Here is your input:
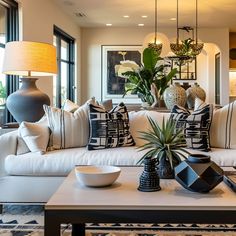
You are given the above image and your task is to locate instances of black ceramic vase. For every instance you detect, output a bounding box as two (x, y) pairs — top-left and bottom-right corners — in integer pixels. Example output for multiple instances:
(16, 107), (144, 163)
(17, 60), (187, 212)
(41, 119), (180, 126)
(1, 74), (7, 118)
(6, 78), (50, 123)
(175, 154), (223, 193)
(158, 156), (180, 179)
(138, 158), (161, 192)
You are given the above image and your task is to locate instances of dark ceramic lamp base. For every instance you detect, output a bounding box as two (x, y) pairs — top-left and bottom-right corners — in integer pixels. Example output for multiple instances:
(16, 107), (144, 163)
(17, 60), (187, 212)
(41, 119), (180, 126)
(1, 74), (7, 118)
(6, 77), (50, 123)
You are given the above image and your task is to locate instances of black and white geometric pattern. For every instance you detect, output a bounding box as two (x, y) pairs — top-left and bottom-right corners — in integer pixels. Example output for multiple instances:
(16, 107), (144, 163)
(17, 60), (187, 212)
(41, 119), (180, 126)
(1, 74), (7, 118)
(170, 105), (190, 130)
(88, 102), (135, 150)
(171, 104), (213, 151)
(185, 103), (213, 151)
(1, 205), (236, 236)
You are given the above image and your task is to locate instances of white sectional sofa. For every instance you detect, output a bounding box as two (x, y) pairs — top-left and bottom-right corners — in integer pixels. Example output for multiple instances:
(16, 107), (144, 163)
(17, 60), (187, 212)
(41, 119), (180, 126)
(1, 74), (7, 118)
(0, 108), (236, 204)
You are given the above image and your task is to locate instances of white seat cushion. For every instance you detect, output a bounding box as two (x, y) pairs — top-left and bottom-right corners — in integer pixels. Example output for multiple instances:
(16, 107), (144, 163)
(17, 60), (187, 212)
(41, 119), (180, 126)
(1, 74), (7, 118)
(5, 146), (236, 176)
(5, 147), (147, 176)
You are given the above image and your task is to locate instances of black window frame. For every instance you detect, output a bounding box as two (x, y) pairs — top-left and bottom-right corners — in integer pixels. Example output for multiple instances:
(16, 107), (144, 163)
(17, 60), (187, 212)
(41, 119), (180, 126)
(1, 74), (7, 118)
(0, 0), (19, 123)
(53, 25), (75, 108)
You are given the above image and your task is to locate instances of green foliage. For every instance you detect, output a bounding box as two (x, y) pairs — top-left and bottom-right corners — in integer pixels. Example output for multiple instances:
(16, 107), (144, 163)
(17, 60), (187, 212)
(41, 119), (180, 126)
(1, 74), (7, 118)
(0, 81), (6, 98)
(137, 117), (190, 169)
(122, 47), (177, 105)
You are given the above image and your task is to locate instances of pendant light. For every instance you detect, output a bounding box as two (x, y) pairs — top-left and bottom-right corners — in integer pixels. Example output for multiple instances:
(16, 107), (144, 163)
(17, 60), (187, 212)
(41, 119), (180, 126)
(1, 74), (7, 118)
(148, 0), (162, 55)
(170, 0), (204, 57)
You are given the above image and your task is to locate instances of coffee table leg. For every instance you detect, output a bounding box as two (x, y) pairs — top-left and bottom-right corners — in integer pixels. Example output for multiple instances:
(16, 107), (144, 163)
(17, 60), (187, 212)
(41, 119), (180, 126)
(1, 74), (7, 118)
(44, 219), (60, 236)
(72, 223), (85, 236)
(44, 211), (61, 236)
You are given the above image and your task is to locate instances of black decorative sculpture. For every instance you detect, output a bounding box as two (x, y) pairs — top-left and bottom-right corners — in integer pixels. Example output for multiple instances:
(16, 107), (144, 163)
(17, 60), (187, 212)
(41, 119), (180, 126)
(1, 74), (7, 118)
(175, 154), (223, 193)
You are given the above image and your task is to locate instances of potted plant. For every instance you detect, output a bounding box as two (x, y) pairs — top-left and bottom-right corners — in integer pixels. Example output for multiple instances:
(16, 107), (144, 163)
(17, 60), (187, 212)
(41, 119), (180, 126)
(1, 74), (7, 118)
(137, 116), (190, 179)
(121, 47), (177, 107)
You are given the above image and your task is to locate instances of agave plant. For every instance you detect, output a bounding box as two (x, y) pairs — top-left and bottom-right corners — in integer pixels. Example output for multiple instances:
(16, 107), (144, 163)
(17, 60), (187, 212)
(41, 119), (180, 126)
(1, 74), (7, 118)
(138, 116), (190, 178)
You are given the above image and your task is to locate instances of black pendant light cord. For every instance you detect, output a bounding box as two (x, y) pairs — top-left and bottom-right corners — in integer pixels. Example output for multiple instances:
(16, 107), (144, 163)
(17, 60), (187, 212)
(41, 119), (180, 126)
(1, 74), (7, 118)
(196, 0), (198, 44)
(176, 0), (179, 44)
(154, 0), (157, 43)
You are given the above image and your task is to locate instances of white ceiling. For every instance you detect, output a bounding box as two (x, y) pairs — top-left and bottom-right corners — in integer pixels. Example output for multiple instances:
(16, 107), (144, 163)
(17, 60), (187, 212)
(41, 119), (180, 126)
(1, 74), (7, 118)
(52, 0), (236, 31)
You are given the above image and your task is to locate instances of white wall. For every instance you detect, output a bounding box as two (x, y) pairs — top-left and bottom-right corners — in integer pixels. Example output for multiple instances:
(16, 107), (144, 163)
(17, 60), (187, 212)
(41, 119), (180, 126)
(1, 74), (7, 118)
(81, 27), (229, 105)
(17, 0), (81, 104)
(197, 44), (220, 104)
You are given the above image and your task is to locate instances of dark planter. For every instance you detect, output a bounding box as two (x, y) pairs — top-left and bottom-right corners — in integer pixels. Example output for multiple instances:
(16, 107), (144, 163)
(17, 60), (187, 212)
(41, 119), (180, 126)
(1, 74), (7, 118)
(175, 154), (223, 193)
(138, 158), (161, 192)
(158, 156), (180, 179)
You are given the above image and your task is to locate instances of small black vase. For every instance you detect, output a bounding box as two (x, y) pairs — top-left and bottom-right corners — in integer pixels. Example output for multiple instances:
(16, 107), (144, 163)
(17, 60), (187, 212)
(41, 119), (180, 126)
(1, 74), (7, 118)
(138, 158), (161, 192)
(158, 156), (180, 179)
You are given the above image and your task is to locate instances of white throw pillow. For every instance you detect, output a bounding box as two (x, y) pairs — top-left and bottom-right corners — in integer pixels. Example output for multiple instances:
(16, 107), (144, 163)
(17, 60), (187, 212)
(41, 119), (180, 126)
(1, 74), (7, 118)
(16, 136), (30, 155)
(210, 101), (236, 149)
(129, 110), (170, 146)
(18, 121), (50, 154)
(44, 97), (97, 150)
(63, 99), (79, 112)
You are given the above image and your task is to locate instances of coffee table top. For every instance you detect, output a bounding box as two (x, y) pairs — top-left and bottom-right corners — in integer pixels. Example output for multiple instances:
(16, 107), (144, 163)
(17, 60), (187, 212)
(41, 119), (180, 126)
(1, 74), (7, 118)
(46, 166), (236, 211)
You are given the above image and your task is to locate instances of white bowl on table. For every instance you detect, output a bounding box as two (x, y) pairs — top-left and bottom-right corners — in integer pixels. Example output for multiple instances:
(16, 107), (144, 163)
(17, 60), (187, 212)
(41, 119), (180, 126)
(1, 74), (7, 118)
(75, 166), (121, 187)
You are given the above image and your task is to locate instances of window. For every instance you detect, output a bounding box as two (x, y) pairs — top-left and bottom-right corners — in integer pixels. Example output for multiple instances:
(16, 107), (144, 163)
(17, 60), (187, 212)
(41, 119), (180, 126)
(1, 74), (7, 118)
(53, 26), (75, 108)
(0, 0), (18, 125)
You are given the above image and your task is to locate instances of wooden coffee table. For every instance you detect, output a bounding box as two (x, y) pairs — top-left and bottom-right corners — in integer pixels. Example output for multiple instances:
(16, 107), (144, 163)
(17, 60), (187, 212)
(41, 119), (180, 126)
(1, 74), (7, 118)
(45, 166), (236, 236)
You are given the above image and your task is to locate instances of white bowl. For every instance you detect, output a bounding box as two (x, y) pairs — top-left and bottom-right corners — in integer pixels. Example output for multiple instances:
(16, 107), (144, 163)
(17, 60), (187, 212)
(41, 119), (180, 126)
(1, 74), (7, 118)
(75, 166), (121, 187)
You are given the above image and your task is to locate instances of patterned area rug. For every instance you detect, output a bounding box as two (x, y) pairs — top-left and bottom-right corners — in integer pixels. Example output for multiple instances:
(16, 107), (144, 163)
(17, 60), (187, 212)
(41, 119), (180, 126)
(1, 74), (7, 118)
(0, 205), (236, 236)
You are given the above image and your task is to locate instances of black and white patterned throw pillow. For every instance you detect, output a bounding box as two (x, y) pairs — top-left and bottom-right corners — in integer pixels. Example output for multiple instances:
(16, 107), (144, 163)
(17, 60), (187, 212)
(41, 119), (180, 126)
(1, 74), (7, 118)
(170, 105), (190, 130)
(171, 103), (213, 152)
(185, 103), (213, 151)
(87, 102), (135, 150)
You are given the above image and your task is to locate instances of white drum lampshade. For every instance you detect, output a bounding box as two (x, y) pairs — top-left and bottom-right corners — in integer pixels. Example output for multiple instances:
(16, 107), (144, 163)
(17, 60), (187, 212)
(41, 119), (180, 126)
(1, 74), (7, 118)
(2, 41), (57, 123)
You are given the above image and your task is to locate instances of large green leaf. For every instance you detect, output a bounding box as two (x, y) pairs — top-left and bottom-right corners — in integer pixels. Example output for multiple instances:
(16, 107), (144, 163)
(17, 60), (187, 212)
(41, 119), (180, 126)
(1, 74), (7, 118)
(143, 48), (158, 72)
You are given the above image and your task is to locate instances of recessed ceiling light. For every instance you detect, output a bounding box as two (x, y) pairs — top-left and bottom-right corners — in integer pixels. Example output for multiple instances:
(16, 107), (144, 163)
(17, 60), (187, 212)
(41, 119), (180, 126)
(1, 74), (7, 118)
(142, 15), (148, 18)
(106, 23), (112, 26)
(138, 23), (144, 27)
(170, 17), (176, 21)
(123, 15), (130, 18)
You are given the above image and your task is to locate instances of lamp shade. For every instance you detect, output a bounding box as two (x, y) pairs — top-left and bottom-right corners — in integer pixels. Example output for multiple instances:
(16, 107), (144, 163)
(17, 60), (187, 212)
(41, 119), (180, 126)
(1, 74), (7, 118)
(2, 41), (57, 76)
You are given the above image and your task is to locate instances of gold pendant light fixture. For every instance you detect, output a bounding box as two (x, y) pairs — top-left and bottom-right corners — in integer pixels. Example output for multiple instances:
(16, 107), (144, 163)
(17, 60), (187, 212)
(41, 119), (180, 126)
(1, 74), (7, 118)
(170, 0), (204, 57)
(148, 0), (162, 55)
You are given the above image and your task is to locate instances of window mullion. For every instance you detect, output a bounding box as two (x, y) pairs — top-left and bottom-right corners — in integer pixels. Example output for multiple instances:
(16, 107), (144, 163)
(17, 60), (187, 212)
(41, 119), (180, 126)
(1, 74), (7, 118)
(56, 37), (61, 108)
(4, 0), (18, 123)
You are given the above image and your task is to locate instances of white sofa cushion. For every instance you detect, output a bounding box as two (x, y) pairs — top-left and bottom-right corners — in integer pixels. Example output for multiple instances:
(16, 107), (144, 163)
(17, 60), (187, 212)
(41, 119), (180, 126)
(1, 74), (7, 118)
(18, 121), (50, 154)
(5, 147), (146, 176)
(129, 110), (170, 146)
(210, 101), (236, 149)
(5, 146), (236, 176)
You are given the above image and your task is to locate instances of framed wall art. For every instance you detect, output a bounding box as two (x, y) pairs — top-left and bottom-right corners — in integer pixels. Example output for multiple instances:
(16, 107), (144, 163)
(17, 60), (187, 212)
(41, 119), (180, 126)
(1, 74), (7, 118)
(101, 45), (142, 104)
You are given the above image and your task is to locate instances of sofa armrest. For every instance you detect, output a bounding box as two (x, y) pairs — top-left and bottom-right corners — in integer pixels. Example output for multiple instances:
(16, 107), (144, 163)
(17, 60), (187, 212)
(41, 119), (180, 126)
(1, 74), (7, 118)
(0, 130), (18, 176)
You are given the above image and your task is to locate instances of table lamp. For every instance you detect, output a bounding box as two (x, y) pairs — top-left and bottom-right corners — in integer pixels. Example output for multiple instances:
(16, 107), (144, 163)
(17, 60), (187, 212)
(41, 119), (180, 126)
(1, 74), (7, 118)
(2, 41), (57, 123)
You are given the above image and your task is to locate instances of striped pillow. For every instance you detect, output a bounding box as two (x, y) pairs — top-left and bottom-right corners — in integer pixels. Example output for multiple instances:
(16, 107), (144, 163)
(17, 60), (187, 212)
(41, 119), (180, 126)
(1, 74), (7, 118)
(88, 102), (135, 150)
(43, 98), (97, 150)
(210, 101), (236, 149)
